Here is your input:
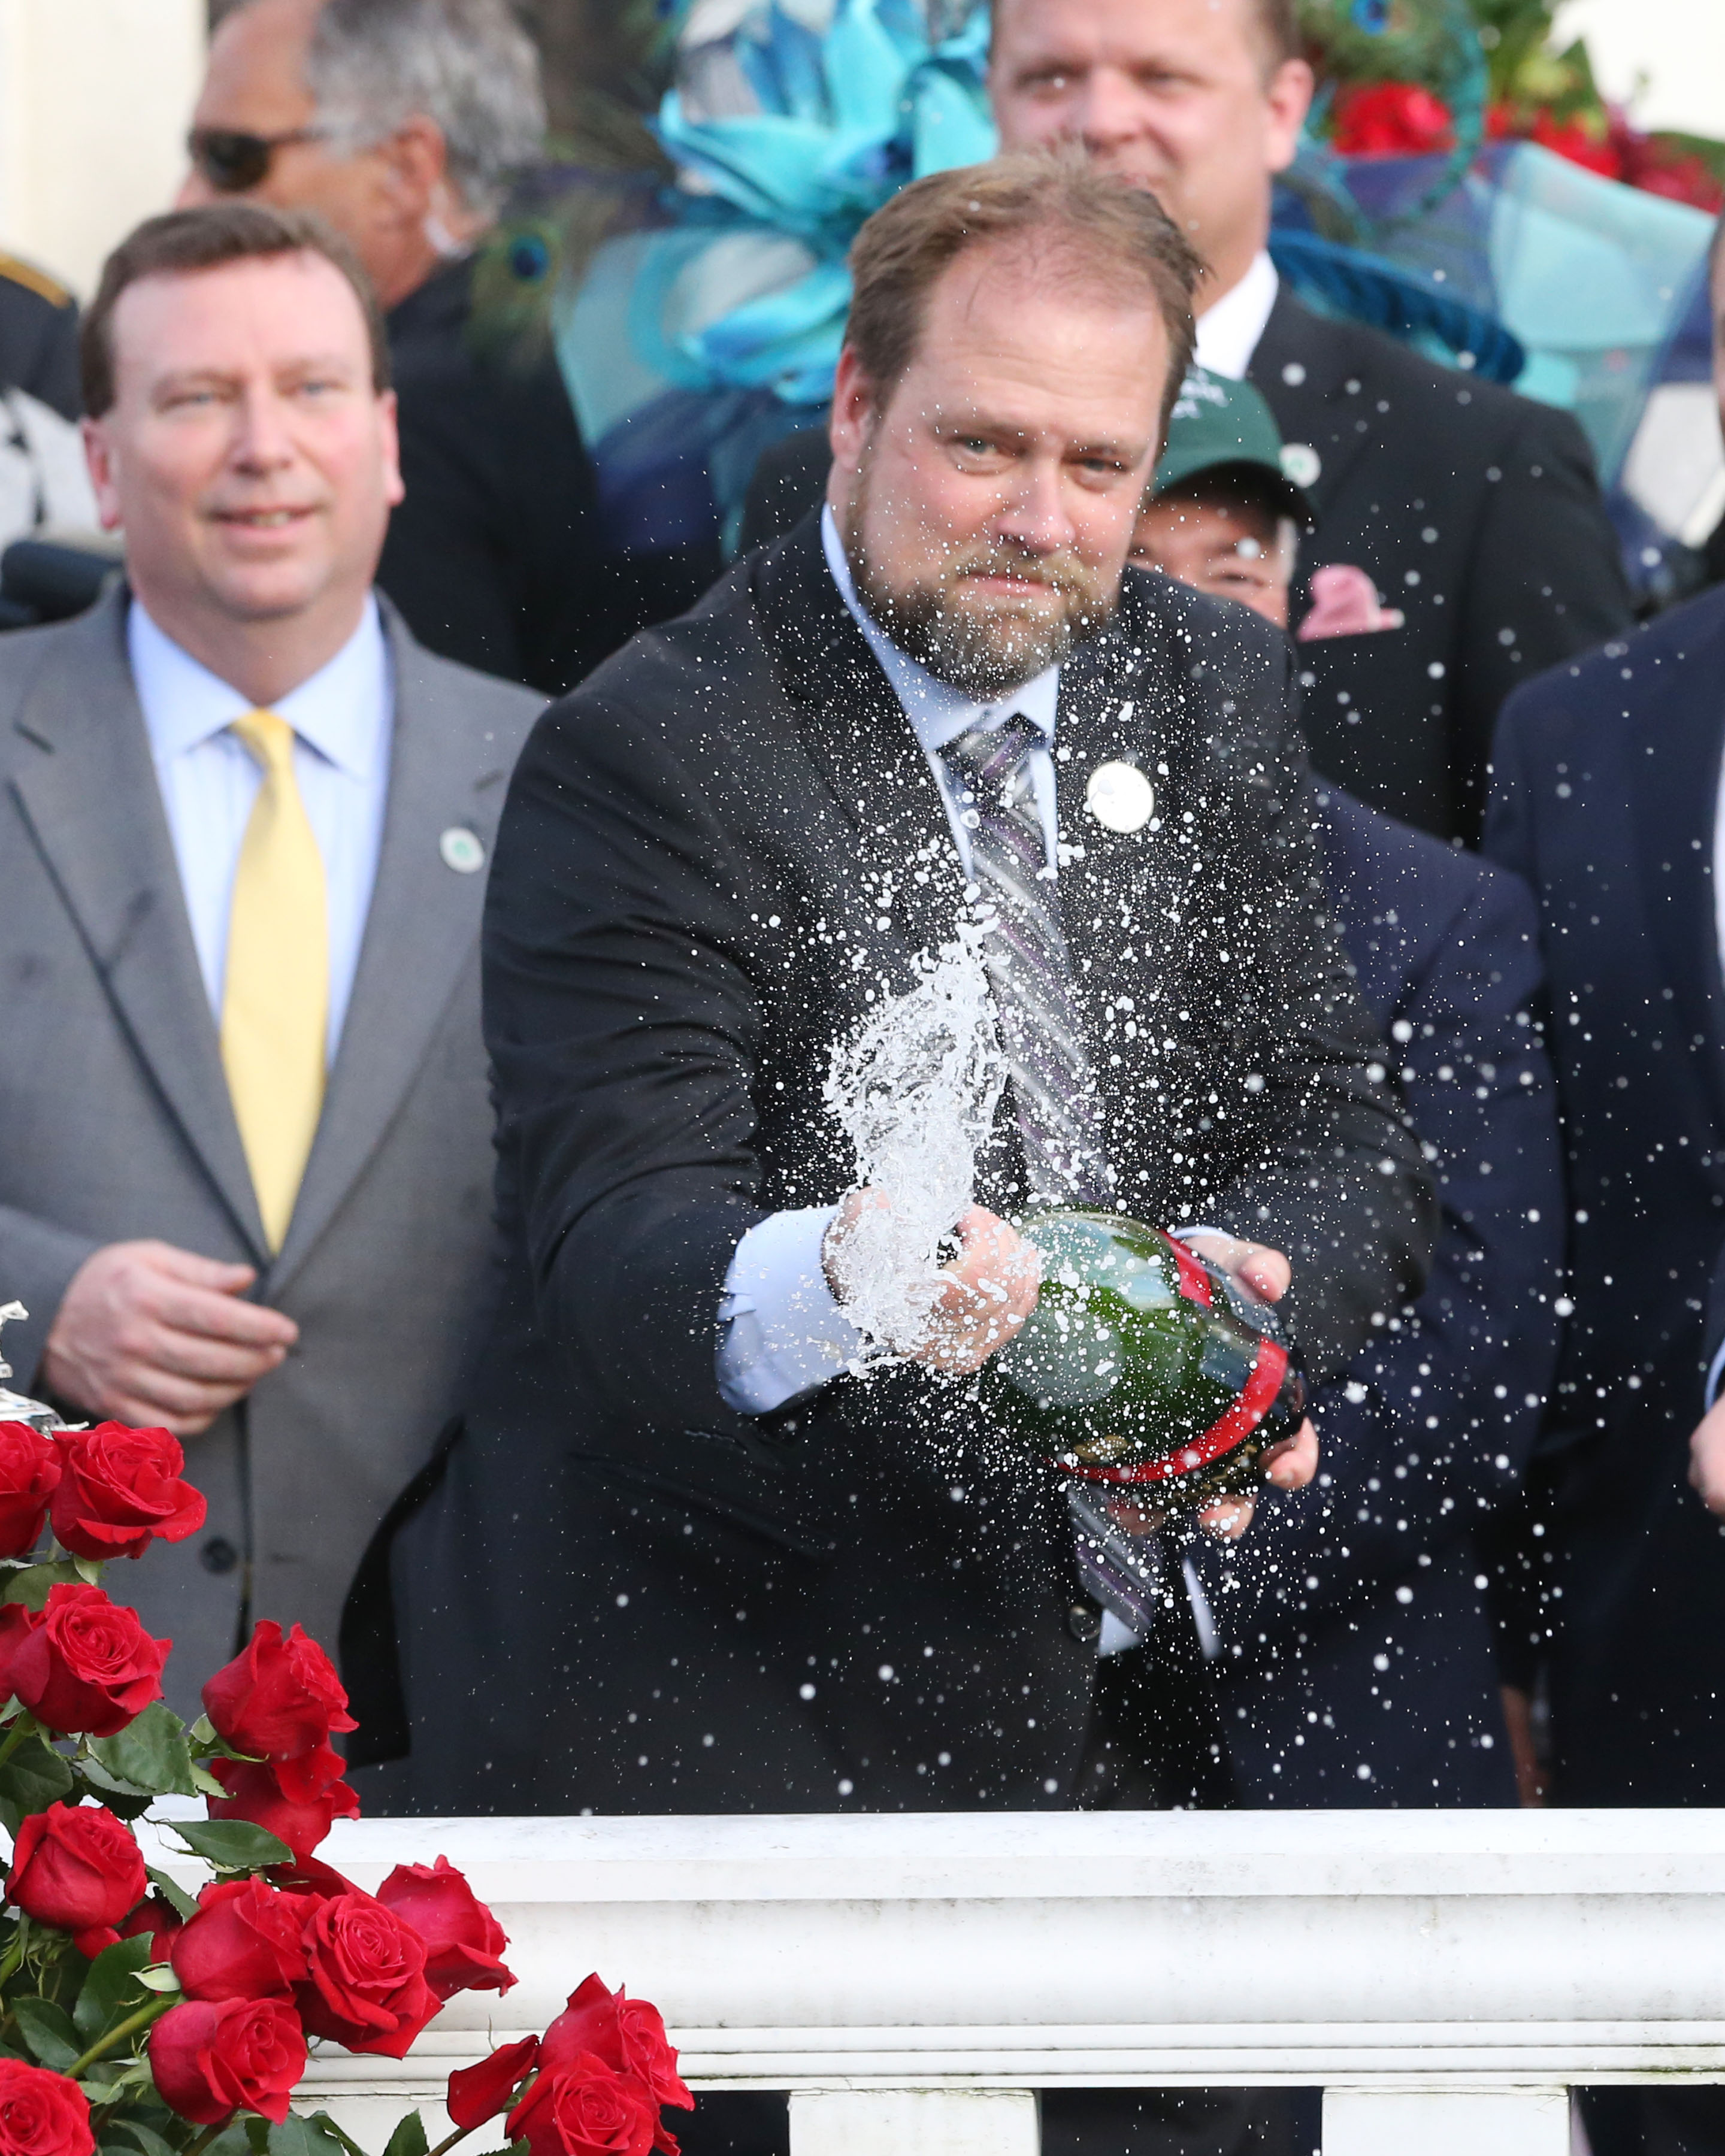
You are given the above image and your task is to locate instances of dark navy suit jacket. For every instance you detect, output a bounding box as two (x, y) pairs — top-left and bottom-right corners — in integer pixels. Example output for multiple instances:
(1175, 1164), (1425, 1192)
(1196, 786), (1563, 1806)
(1485, 586), (1725, 1803)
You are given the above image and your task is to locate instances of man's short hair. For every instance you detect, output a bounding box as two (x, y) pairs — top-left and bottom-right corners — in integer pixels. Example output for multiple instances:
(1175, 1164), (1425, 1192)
(81, 203), (391, 417)
(1254, 0), (1302, 68)
(307, 0), (546, 221)
(845, 149), (1202, 437)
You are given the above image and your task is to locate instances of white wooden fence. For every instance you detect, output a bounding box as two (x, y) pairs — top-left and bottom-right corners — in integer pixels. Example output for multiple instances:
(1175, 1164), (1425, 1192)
(149, 1810), (1725, 2155)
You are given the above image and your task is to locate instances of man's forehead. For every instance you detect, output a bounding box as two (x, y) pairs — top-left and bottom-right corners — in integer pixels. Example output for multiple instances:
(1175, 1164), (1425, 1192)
(112, 256), (369, 379)
(994, 0), (1261, 56)
(199, 0), (320, 122)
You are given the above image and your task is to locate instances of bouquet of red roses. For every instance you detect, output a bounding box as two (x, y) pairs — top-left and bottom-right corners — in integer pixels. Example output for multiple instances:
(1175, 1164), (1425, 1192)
(0, 1416), (692, 2156)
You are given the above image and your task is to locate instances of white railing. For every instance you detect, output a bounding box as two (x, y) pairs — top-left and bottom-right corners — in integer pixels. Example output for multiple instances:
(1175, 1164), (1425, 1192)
(148, 1811), (1725, 2155)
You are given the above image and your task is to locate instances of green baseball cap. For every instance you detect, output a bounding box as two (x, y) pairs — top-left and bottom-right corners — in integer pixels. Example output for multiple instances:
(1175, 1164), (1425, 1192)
(1152, 367), (1318, 529)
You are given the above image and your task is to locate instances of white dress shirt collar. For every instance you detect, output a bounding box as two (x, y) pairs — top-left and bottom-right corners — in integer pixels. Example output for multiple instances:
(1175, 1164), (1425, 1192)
(128, 595), (391, 780)
(1194, 250), (1281, 382)
(819, 503), (1060, 751)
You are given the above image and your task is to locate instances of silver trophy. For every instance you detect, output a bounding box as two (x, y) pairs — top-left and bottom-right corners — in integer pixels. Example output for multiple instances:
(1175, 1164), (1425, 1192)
(0, 1304), (64, 1433)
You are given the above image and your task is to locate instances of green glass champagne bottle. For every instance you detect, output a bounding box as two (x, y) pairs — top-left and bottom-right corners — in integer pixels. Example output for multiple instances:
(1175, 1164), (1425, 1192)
(976, 1210), (1308, 1509)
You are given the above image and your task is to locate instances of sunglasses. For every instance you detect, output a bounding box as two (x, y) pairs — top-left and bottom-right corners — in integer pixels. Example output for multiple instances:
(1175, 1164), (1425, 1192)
(187, 126), (325, 193)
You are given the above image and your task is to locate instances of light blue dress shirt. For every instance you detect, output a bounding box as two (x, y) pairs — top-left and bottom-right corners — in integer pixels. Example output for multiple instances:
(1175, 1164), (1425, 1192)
(128, 596), (394, 1062)
(714, 508), (1061, 1416)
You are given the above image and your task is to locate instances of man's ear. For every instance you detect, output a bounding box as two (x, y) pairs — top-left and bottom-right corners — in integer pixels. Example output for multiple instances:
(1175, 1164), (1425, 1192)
(827, 346), (880, 490)
(81, 417), (124, 534)
(376, 114), (449, 227)
(1263, 56), (1315, 175)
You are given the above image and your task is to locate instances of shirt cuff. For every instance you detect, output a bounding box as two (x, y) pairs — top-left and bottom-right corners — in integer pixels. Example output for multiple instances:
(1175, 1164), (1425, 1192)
(1707, 1337), (1725, 1413)
(716, 1204), (865, 1415)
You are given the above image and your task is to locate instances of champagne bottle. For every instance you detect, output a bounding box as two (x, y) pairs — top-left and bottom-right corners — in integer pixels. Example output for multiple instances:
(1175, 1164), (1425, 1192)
(976, 1210), (1307, 1509)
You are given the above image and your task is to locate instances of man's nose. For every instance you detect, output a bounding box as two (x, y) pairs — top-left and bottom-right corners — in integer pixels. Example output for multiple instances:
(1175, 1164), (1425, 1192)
(175, 168), (214, 209)
(995, 462), (1076, 555)
(231, 389), (296, 469)
(1072, 67), (1146, 148)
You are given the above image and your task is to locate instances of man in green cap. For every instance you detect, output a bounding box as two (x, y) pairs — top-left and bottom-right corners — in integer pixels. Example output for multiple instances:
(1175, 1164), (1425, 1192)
(1130, 365), (1401, 639)
(1123, 364), (1566, 1815)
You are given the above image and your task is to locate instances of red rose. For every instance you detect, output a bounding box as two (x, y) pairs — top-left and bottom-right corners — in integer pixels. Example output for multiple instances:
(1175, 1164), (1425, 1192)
(1331, 81), (1455, 159)
(118, 1892), (184, 1964)
(541, 1976), (692, 2121)
(376, 1857), (514, 2001)
(5, 1803), (146, 1954)
(296, 1891), (441, 2059)
(447, 2037), (540, 2133)
(149, 1998), (305, 2127)
(508, 2054), (660, 2156)
(171, 1876), (307, 2003)
(202, 1623), (356, 1781)
(0, 1426), (60, 1560)
(0, 2057), (94, 2156)
(3, 1583), (169, 1738)
(205, 1756), (359, 1863)
(50, 1423), (205, 1563)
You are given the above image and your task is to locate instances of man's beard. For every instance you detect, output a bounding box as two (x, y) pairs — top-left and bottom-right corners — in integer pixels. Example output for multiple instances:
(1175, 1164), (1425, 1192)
(841, 467), (1118, 700)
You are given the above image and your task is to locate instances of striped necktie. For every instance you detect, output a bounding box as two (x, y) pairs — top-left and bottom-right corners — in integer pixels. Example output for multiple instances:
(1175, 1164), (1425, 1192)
(942, 714), (1112, 1209)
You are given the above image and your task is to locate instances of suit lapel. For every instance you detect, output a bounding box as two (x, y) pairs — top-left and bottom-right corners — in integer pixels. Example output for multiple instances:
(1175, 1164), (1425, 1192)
(1249, 290), (1376, 516)
(755, 516), (970, 962)
(268, 605), (516, 1292)
(5, 591), (267, 1256)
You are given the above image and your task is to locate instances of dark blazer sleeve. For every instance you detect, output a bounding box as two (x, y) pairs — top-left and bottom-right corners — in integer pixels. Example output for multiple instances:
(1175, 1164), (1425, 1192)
(1192, 855), (1561, 1640)
(1171, 626), (1435, 1371)
(481, 684), (772, 1433)
(1454, 401), (1630, 828)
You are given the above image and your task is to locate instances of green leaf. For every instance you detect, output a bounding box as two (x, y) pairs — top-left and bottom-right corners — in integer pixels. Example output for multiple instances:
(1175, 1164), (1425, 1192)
(244, 2120), (271, 2156)
(71, 1558), (102, 1588)
(187, 1716), (217, 1748)
(12, 1995), (80, 2071)
(167, 1819), (292, 1871)
(132, 1966), (180, 1994)
(3, 1563), (83, 1611)
(269, 2116), (355, 2156)
(73, 1763), (155, 1822)
(105, 2122), (183, 2156)
(380, 2116), (426, 2156)
(72, 1934), (155, 2042)
(143, 1867), (198, 1924)
(90, 1705), (196, 1799)
(195, 2125), (254, 2156)
(0, 1733), (75, 1816)
(305, 2118), (368, 2156)
(187, 1764), (227, 1799)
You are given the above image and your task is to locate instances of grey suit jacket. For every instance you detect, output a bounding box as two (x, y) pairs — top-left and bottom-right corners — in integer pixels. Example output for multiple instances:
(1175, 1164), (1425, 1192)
(0, 588), (540, 1712)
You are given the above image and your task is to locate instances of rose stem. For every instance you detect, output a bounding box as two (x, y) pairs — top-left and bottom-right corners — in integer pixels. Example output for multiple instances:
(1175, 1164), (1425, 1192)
(65, 1994), (175, 2078)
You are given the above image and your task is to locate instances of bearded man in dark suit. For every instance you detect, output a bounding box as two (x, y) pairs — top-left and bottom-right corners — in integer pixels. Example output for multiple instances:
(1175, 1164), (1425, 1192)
(741, 0), (1632, 847)
(348, 147), (1430, 2156)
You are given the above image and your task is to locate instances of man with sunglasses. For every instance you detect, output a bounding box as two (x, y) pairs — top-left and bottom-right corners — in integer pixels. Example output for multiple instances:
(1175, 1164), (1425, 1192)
(180, 0), (719, 698)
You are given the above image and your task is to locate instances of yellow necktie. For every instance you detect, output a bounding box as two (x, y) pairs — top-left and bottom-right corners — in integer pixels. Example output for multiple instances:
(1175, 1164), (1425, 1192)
(220, 709), (328, 1252)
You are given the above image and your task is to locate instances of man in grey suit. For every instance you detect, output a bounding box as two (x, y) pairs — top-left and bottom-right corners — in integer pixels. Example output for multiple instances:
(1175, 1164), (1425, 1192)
(0, 202), (538, 1711)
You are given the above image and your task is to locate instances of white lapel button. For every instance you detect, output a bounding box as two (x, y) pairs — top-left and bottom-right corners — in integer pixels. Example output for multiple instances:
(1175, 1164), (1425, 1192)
(440, 826), (486, 874)
(1282, 443), (1322, 489)
(1085, 761), (1155, 834)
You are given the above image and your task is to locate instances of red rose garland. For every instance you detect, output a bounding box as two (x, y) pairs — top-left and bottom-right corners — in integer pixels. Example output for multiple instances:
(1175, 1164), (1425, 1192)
(0, 1419), (685, 2156)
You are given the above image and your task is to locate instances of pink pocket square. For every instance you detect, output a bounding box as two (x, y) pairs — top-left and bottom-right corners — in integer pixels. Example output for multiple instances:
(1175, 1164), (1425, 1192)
(1297, 562), (1406, 642)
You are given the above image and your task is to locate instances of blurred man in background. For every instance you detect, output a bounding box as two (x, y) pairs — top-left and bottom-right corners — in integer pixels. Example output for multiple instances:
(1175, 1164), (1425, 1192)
(1128, 370), (1563, 1809)
(0, 204), (538, 1718)
(742, 0), (1632, 844)
(181, 0), (718, 695)
(1485, 204), (1725, 2156)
